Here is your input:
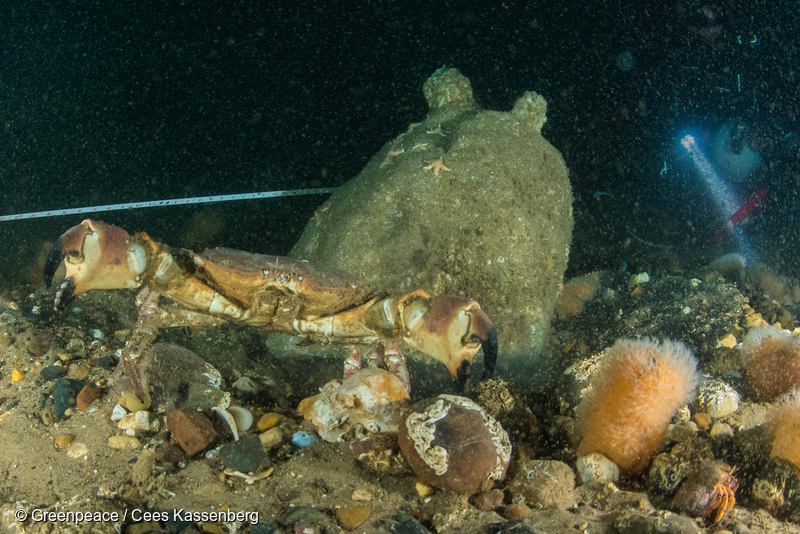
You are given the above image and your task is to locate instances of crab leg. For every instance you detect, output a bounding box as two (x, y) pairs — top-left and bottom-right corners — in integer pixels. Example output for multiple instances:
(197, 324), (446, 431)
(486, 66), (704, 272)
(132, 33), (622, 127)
(120, 286), (162, 404)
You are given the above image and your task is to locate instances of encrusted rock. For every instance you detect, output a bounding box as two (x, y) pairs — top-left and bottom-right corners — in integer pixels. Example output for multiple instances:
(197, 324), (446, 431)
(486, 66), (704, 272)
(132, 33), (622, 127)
(751, 457), (800, 522)
(398, 395), (511, 494)
(692, 376), (739, 418)
(507, 459), (578, 509)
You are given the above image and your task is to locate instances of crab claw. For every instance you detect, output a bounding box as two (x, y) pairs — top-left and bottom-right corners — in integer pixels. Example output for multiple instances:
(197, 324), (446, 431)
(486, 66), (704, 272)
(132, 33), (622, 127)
(43, 220), (148, 311)
(401, 293), (498, 389)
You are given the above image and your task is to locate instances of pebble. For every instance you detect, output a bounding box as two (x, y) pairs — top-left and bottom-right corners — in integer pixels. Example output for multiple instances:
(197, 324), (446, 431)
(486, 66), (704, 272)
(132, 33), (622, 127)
(717, 333), (738, 349)
(39, 366), (67, 381)
(292, 431), (316, 447)
(95, 355), (115, 370)
(259, 428), (282, 449)
(692, 412), (712, 431)
(415, 482), (433, 498)
(67, 442), (88, 459)
(118, 411), (154, 432)
(166, 407), (220, 456)
(257, 412), (282, 431)
(667, 422), (697, 442)
(108, 436), (141, 449)
(53, 378), (85, 417)
(504, 503), (530, 520)
(54, 433), (75, 448)
(232, 376), (260, 399)
(709, 421), (734, 439)
(76, 385), (100, 411)
(351, 489), (372, 501)
(66, 363), (90, 380)
(336, 505), (370, 529)
(111, 404), (128, 420)
(219, 434), (265, 473)
(11, 369), (24, 382)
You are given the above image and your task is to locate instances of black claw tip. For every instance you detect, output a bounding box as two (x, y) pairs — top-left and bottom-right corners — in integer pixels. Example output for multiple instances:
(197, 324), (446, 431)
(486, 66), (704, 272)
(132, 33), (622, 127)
(54, 277), (75, 312)
(456, 360), (472, 394)
(43, 236), (65, 289)
(480, 326), (498, 381)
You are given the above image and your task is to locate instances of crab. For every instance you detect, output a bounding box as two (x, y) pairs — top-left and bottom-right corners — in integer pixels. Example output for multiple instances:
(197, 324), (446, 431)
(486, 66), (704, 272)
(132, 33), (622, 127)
(43, 219), (497, 401)
(672, 461), (739, 524)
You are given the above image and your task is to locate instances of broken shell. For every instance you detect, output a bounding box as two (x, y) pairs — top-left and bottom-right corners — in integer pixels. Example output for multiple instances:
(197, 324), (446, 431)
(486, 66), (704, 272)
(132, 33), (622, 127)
(298, 367), (410, 442)
(214, 407), (239, 441)
(227, 406), (253, 433)
(398, 394), (512, 494)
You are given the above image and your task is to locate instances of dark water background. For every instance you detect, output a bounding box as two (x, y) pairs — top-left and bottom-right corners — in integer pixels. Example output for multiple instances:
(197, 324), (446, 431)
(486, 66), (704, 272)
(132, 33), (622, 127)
(2, 0), (799, 287)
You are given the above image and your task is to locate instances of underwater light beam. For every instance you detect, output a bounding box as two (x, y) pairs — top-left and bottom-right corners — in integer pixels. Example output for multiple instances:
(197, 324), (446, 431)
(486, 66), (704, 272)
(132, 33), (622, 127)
(680, 135), (757, 263)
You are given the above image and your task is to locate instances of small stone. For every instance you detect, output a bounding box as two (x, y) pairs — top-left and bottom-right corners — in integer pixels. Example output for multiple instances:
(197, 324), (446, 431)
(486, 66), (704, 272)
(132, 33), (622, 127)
(576, 452), (620, 483)
(257, 412), (282, 431)
(153, 442), (185, 463)
(118, 411), (155, 432)
(66, 363), (90, 380)
(336, 505), (370, 529)
(54, 433), (75, 448)
(292, 431), (316, 447)
(76, 385), (100, 411)
(667, 422), (697, 442)
(67, 441), (88, 459)
(717, 333), (738, 349)
(351, 489), (372, 501)
(40, 366), (67, 381)
(201, 523), (223, 534)
(692, 412), (712, 431)
(127, 522), (161, 534)
(259, 427), (282, 449)
(504, 503), (530, 520)
(166, 408), (219, 456)
(709, 421), (734, 439)
(415, 482), (433, 498)
(108, 435), (141, 449)
(111, 404), (128, 420)
(232, 376), (260, 398)
(53, 378), (85, 417)
(95, 355), (115, 369)
(473, 489), (504, 511)
(219, 434), (265, 473)
(11, 369), (24, 382)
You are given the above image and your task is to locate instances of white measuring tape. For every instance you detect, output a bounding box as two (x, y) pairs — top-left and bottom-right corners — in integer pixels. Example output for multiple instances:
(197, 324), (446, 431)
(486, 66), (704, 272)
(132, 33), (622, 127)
(0, 187), (337, 222)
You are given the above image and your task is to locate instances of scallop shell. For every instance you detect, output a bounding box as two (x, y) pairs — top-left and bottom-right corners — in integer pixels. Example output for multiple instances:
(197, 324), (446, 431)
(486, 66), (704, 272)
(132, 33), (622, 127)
(227, 406), (253, 433)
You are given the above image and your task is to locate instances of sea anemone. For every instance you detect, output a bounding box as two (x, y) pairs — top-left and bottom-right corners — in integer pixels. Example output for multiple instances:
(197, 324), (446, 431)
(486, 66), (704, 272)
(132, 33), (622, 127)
(576, 338), (698, 478)
(740, 326), (800, 401)
(765, 389), (800, 470)
(556, 275), (599, 318)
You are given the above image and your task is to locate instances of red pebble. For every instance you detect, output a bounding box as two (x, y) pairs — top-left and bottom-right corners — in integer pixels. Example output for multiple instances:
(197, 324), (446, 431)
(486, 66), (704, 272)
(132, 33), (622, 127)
(76, 385), (100, 411)
(166, 408), (219, 456)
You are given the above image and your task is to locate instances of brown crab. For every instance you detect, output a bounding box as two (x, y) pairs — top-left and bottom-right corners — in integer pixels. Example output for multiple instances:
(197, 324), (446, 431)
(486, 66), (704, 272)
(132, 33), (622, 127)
(43, 220), (497, 399)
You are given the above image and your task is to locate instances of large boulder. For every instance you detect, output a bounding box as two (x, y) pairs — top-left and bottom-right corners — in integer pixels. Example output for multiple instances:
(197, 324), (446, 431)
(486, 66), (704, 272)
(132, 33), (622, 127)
(291, 67), (572, 377)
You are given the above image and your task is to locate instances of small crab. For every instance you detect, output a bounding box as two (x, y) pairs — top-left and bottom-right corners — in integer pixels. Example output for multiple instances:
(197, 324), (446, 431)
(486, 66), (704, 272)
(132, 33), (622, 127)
(672, 461), (739, 524)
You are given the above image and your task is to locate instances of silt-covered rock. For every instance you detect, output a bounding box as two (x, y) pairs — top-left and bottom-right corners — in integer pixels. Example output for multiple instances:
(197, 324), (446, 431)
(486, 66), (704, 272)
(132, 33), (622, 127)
(290, 67), (573, 375)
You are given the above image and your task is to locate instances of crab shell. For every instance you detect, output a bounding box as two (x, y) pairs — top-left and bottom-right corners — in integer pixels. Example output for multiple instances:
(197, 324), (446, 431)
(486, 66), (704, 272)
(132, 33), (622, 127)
(298, 367), (410, 442)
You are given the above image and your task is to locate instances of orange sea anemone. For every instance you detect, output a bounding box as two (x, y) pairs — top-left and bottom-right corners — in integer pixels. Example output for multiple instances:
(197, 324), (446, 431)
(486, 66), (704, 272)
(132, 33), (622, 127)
(556, 275), (599, 318)
(740, 326), (800, 401)
(576, 338), (698, 477)
(765, 389), (800, 470)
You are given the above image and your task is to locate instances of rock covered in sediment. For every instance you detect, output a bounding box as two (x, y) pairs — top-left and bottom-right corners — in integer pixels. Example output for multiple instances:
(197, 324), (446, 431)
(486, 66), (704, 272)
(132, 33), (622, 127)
(507, 459), (578, 509)
(398, 395), (511, 494)
(290, 67), (573, 375)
